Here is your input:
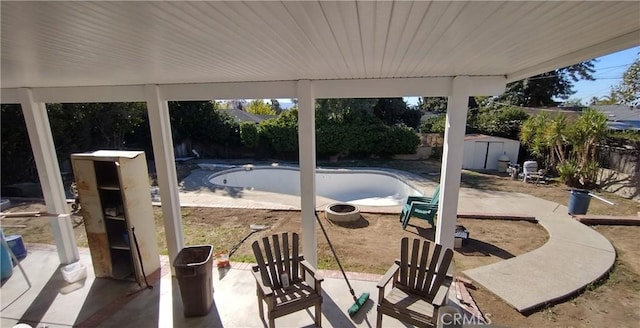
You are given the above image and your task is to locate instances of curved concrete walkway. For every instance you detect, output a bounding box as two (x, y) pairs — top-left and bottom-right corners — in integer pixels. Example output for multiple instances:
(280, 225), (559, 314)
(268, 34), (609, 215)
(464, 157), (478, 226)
(458, 189), (616, 313)
(176, 166), (616, 313)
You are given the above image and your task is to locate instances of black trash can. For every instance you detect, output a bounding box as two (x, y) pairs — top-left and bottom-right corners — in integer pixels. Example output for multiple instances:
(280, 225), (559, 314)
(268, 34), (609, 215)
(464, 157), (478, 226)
(173, 245), (214, 317)
(568, 189), (591, 215)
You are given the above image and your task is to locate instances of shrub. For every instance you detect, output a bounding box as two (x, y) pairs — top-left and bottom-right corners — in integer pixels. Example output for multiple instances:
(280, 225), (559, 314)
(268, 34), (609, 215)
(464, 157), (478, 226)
(557, 159), (581, 188)
(420, 115), (446, 134)
(522, 108), (608, 189)
(240, 122), (259, 149)
(376, 125), (420, 155)
(257, 108), (420, 158)
(257, 110), (299, 153)
(472, 106), (528, 139)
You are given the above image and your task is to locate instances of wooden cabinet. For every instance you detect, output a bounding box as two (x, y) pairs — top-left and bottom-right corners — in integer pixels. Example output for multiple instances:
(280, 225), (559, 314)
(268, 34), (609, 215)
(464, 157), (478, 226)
(71, 150), (160, 283)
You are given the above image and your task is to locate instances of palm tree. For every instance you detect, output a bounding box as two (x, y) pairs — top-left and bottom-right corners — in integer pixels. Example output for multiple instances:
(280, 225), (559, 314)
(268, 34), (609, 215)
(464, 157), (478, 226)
(520, 113), (549, 162)
(520, 109), (608, 188)
(544, 113), (569, 167)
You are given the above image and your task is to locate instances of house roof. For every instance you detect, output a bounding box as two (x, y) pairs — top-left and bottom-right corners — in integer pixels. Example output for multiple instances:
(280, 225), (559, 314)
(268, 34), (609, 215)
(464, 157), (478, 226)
(464, 134), (520, 143)
(591, 105), (639, 122)
(591, 105), (640, 131)
(1, 1), (638, 90)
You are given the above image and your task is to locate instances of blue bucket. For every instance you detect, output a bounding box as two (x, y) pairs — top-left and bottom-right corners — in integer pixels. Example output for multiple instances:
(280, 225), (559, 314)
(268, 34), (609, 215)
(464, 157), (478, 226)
(6, 235), (27, 261)
(568, 189), (591, 215)
(1, 229), (13, 281)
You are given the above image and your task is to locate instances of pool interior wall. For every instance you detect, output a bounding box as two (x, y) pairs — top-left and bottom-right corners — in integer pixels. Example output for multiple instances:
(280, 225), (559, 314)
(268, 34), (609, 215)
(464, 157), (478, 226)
(209, 166), (423, 206)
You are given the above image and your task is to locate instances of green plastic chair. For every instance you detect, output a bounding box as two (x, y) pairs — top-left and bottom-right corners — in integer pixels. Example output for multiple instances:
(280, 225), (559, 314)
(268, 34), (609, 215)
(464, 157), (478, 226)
(399, 185), (440, 222)
(401, 186), (440, 229)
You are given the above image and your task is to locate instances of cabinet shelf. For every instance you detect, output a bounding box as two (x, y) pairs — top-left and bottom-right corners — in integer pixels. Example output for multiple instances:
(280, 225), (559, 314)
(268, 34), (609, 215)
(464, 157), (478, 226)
(110, 243), (131, 251)
(104, 215), (125, 221)
(72, 150), (159, 284)
(98, 184), (120, 191)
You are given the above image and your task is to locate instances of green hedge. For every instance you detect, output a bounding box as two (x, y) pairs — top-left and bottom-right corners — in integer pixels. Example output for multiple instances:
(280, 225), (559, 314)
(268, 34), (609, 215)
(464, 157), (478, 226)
(239, 122), (259, 149)
(257, 109), (420, 157)
(258, 110), (299, 153)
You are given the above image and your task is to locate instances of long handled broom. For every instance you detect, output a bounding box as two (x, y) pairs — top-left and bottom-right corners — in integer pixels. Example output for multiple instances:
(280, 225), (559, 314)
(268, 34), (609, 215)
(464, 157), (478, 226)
(314, 211), (369, 317)
(229, 224), (268, 257)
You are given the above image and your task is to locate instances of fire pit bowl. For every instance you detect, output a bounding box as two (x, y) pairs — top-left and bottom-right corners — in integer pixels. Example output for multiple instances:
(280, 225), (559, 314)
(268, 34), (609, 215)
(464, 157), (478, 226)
(325, 203), (361, 223)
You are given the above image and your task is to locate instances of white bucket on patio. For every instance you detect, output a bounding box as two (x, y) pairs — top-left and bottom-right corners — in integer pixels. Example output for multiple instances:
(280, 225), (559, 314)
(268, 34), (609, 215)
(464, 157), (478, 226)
(61, 261), (87, 284)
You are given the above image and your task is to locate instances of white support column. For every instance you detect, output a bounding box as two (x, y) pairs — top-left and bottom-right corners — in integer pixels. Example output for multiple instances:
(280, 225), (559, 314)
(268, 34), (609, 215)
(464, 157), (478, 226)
(297, 80), (317, 268)
(145, 85), (184, 271)
(18, 88), (79, 264)
(436, 76), (471, 251)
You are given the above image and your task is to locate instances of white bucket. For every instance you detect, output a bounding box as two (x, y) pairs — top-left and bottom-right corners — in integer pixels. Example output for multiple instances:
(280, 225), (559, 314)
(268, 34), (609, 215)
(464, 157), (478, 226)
(61, 261), (87, 283)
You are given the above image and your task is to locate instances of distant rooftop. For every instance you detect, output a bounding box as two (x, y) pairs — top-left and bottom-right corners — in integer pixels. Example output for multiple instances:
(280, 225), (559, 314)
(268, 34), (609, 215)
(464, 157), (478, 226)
(591, 105), (640, 131)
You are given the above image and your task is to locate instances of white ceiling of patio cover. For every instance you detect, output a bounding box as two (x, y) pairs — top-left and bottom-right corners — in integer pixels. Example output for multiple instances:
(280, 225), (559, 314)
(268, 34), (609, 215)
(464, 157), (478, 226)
(1, 1), (639, 88)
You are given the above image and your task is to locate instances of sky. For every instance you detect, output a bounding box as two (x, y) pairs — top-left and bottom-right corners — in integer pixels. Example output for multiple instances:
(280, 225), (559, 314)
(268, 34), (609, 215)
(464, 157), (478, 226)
(570, 46), (639, 103)
(403, 46), (639, 106)
(273, 45), (639, 107)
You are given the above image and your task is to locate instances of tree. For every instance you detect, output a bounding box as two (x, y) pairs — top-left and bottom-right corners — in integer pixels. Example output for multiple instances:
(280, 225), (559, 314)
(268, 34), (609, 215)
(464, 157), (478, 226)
(1, 104), (38, 184)
(520, 109), (608, 188)
(418, 97), (478, 112)
(217, 100), (231, 109)
(499, 61), (596, 107)
(239, 121), (259, 149)
(419, 97), (448, 112)
(316, 98), (378, 119)
(520, 112), (550, 162)
(87, 102), (147, 149)
(563, 98), (584, 107)
(420, 115), (446, 134)
(269, 99), (283, 114)
(471, 106), (529, 140)
(614, 58), (639, 107)
(245, 99), (276, 115)
(1, 102), (148, 186)
(372, 98), (421, 128)
(169, 101), (240, 148)
(225, 99), (246, 110)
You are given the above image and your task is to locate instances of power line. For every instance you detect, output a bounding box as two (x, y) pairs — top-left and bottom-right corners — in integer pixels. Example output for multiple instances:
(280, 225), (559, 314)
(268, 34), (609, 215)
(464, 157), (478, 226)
(517, 61), (634, 81)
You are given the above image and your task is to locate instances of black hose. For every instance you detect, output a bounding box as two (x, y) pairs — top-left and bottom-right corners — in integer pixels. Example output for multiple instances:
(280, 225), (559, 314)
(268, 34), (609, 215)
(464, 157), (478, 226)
(131, 226), (152, 289)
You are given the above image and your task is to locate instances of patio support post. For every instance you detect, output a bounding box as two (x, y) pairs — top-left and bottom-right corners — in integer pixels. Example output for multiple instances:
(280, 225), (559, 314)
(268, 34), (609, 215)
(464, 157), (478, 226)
(436, 76), (471, 251)
(18, 88), (79, 264)
(145, 85), (184, 272)
(297, 80), (318, 268)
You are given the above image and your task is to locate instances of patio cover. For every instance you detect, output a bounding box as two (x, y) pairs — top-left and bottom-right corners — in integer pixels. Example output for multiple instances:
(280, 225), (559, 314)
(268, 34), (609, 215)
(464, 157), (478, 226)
(1, 1), (639, 267)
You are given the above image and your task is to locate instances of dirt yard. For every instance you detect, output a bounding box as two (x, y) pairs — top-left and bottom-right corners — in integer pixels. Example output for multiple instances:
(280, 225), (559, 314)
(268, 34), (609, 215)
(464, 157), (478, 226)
(0, 203), (547, 274)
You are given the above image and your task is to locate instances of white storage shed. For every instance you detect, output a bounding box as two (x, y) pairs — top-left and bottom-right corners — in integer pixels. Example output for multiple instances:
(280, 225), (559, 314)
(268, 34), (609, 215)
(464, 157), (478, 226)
(462, 134), (520, 171)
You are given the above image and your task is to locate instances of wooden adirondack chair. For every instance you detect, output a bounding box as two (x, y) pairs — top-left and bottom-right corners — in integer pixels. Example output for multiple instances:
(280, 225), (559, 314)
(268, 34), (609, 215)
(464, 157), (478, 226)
(401, 185), (440, 229)
(376, 237), (454, 328)
(251, 232), (323, 328)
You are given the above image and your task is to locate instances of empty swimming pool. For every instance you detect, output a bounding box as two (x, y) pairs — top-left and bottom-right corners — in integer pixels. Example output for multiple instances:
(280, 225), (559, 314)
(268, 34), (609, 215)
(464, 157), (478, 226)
(209, 166), (423, 206)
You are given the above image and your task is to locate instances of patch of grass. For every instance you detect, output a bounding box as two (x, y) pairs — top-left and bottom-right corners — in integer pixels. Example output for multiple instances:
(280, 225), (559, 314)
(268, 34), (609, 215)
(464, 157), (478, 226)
(231, 254), (255, 263)
(542, 304), (558, 322)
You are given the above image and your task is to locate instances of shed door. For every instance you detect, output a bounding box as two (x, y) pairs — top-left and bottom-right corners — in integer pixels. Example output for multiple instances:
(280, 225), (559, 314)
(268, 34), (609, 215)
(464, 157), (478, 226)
(472, 142), (489, 169)
(486, 142), (504, 170)
(472, 141), (505, 169)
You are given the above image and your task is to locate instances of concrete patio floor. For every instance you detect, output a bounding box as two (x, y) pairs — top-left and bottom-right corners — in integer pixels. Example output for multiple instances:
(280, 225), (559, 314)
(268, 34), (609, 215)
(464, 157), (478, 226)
(1, 244), (479, 328)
